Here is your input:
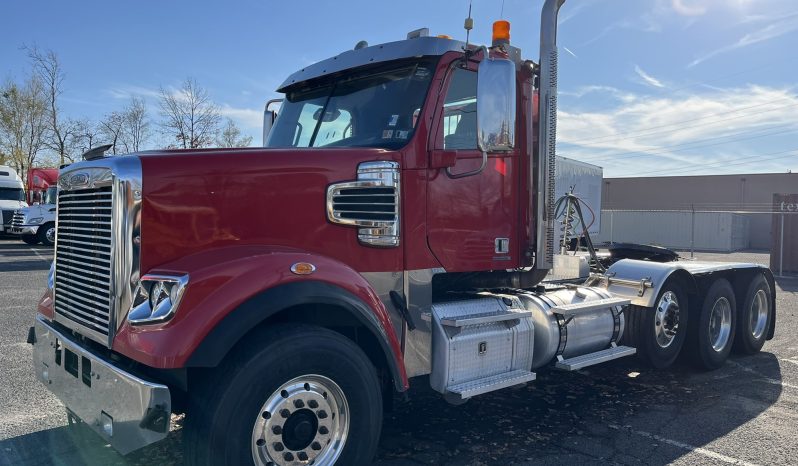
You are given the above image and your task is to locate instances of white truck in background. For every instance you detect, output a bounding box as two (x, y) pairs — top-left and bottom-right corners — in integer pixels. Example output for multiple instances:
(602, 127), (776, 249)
(11, 185), (58, 246)
(0, 166), (27, 235)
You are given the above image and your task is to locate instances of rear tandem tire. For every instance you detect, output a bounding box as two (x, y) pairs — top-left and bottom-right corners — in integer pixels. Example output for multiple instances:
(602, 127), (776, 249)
(623, 278), (689, 369)
(687, 278), (737, 371)
(733, 273), (772, 355)
(183, 324), (383, 466)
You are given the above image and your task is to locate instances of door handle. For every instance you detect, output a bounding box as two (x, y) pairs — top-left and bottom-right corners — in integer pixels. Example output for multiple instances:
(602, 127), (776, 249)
(445, 151), (488, 179)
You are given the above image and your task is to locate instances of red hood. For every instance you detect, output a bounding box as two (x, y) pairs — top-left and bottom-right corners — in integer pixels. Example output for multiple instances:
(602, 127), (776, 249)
(138, 147), (403, 273)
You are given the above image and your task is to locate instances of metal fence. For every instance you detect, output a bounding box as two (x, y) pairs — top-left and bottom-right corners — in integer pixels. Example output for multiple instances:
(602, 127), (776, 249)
(593, 209), (797, 277)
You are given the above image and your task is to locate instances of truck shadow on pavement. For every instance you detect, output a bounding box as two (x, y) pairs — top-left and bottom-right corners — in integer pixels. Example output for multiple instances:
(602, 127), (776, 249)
(374, 352), (784, 465)
(0, 353), (782, 465)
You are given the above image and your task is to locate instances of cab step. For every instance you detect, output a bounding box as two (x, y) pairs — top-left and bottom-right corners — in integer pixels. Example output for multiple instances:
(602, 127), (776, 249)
(551, 297), (630, 317)
(554, 344), (636, 371)
(447, 369), (536, 399)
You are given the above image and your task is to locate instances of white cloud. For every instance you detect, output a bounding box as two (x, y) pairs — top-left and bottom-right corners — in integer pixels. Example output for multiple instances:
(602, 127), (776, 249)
(671, 0), (708, 16)
(219, 104), (263, 130)
(689, 13), (798, 67)
(560, 85), (638, 103)
(634, 65), (665, 88)
(105, 85), (162, 100)
(558, 85), (798, 177)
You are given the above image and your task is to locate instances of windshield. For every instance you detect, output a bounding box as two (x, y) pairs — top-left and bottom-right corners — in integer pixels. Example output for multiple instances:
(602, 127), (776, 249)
(44, 186), (58, 205)
(266, 58), (438, 150)
(0, 187), (24, 202)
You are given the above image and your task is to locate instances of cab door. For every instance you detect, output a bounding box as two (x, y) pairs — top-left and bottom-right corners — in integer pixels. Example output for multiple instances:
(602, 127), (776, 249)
(426, 61), (519, 272)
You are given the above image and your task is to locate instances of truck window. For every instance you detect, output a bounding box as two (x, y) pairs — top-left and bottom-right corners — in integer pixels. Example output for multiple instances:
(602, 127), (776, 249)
(267, 57), (437, 150)
(442, 67), (478, 150)
(44, 186), (58, 205)
(0, 187), (24, 202)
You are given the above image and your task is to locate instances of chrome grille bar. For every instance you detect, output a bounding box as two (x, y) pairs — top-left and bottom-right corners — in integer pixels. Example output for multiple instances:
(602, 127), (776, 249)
(11, 210), (23, 227)
(54, 185), (114, 338)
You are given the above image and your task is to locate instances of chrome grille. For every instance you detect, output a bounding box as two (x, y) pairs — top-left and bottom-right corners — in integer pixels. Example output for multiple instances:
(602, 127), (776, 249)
(54, 186), (113, 337)
(11, 210), (23, 227)
(330, 187), (397, 222)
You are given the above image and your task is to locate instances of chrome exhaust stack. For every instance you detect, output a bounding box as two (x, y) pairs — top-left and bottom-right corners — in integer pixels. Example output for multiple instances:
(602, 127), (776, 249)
(534, 0), (565, 272)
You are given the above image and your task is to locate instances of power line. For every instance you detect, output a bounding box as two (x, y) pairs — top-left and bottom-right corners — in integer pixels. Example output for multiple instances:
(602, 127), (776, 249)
(564, 98), (797, 146)
(573, 126), (797, 164)
(617, 148), (798, 177)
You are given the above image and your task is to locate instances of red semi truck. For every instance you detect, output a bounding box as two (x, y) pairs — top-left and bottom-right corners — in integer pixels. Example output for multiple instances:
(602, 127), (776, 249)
(26, 167), (59, 205)
(29, 1), (776, 465)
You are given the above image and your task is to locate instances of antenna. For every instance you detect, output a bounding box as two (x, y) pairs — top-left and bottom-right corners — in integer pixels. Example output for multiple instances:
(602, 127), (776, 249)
(501, 0), (505, 18)
(464, 0), (473, 50)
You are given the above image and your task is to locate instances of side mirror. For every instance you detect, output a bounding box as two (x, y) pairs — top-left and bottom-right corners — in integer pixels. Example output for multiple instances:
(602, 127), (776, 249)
(262, 99), (283, 146)
(476, 56), (516, 152)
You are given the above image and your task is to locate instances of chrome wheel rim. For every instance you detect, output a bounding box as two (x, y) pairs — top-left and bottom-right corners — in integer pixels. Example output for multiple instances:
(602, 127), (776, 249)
(750, 289), (769, 340)
(251, 374), (349, 466)
(46, 226), (56, 243)
(709, 297), (732, 352)
(655, 291), (680, 348)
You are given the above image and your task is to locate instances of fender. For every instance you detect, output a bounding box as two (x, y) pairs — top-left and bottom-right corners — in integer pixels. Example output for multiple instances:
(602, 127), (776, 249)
(112, 245), (408, 390)
(600, 259), (776, 339)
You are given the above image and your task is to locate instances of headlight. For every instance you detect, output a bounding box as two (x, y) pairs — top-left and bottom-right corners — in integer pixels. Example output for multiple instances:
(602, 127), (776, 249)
(29, 217), (44, 224)
(128, 274), (189, 325)
(47, 261), (55, 290)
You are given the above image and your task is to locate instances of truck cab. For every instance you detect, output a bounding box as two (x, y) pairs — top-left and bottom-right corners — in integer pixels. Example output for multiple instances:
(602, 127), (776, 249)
(0, 165), (26, 235)
(29, 1), (776, 465)
(11, 185), (58, 246)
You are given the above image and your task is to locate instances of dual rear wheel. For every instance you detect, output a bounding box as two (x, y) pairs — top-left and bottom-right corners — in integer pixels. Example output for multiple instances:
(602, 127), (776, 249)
(627, 273), (771, 371)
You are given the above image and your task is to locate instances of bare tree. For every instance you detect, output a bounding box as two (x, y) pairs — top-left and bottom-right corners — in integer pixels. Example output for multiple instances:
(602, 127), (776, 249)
(159, 78), (220, 149)
(100, 111), (126, 154)
(123, 96), (150, 152)
(74, 119), (102, 154)
(27, 46), (79, 165)
(216, 118), (253, 148)
(0, 77), (48, 180)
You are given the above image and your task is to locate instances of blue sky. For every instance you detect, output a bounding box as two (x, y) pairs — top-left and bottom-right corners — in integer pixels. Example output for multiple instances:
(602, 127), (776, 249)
(2, 0), (796, 177)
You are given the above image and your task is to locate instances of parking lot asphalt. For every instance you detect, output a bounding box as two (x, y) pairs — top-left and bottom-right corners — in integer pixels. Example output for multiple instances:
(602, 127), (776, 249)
(1, 238), (796, 465)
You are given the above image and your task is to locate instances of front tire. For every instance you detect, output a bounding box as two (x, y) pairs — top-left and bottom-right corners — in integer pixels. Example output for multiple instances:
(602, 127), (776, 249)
(37, 222), (55, 246)
(733, 274), (772, 355)
(688, 278), (737, 370)
(623, 278), (689, 369)
(184, 324), (383, 466)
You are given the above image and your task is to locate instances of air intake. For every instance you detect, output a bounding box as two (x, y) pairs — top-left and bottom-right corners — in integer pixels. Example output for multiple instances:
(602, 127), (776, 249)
(327, 161), (400, 247)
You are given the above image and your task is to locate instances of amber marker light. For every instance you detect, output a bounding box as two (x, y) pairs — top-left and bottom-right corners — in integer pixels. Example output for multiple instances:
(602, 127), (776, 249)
(437, 34), (452, 39)
(492, 20), (511, 46)
(290, 262), (316, 275)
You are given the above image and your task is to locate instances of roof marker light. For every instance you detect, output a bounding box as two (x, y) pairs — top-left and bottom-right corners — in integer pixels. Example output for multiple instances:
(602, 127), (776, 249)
(492, 20), (511, 46)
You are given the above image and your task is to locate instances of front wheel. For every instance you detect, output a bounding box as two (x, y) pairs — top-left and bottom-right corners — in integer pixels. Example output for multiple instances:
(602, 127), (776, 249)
(184, 324), (383, 466)
(37, 223), (56, 247)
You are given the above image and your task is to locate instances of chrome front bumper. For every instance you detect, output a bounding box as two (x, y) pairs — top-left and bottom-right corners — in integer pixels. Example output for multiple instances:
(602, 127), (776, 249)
(10, 225), (38, 235)
(32, 316), (171, 455)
